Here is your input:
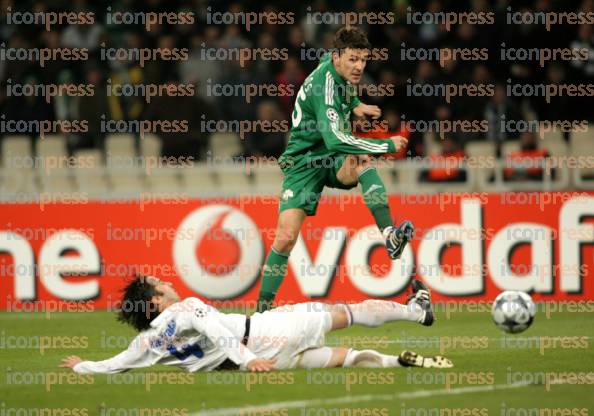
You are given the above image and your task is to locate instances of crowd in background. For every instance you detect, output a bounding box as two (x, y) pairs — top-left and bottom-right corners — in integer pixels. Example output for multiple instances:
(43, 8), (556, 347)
(0, 0), (592, 164)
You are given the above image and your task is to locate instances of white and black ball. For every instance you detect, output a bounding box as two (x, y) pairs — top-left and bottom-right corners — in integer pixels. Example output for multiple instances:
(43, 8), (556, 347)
(492, 291), (536, 334)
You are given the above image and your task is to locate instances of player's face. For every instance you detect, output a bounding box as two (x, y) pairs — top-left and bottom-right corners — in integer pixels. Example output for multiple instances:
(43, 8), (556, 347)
(146, 276), (180, 306)
(333, 48), (369, 84)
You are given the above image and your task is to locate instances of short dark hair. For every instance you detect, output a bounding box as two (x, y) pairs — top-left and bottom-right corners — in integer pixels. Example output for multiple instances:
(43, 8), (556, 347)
(333, 27), (371, 51)
(117, 276), (161, 332)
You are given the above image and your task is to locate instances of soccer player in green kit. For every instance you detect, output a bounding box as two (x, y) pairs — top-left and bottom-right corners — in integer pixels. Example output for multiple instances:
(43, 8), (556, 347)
(256, 27), (414, 312)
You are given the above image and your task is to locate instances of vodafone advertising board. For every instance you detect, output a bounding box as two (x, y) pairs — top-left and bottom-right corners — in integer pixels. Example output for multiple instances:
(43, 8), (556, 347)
(1, 192), (593, 309)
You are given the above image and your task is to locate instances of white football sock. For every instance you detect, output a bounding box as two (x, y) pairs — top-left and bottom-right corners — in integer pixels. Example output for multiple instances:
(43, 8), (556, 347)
(346, 299), (424, 326)
(382, 226), (394, 239)
(343, 349), (402, 368)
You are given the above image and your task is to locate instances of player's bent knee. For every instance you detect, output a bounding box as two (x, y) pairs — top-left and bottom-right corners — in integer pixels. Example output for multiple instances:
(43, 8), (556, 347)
(336, 156), (359, 185)
(274, 209), (306, 254)
(298, 347), (348, 368)
(272, 231), (298, 253)
(329, 304), (350, 330)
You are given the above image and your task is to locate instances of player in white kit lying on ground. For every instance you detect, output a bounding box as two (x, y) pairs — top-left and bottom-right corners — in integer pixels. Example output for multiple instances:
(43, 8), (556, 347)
(60, 276), (452, 373)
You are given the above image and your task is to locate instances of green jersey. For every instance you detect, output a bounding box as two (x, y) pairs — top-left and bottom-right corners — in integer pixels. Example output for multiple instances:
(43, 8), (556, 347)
(281, 54), (396, 160)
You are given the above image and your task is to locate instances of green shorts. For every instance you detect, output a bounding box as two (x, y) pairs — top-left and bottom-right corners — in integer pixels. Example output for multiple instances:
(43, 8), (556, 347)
(278, 153), (357, 216)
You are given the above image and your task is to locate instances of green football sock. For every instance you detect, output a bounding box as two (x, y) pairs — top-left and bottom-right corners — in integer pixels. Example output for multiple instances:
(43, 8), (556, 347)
(256, 247), (289, 313)
(359, 167), (393, 231)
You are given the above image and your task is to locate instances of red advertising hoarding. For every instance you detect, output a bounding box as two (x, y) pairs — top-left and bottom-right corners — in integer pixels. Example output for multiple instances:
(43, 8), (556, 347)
(1, 192), (593, 310)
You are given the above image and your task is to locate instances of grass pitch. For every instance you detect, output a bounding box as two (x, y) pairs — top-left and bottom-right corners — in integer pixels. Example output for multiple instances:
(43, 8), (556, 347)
(1, 306), (592, 415)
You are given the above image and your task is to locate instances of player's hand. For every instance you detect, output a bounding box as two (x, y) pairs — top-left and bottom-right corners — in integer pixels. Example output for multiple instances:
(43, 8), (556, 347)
(247, 358), (276, 372)
(60, 355), (83, 369)
(390, 135), (408, 152)
(353, 103), (381, 120)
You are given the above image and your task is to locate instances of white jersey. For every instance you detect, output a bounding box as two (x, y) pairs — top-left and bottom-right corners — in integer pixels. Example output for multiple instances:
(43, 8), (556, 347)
(73, 297), (257, 374)
(73, 300), (332, 373)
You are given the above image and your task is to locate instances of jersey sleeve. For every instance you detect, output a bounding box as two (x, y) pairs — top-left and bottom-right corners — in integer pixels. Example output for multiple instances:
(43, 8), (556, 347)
(347, 94), (361, 112)
(313, 79), (396, 155)
(73, 335), (153, 374)
(189, 300), (258, 367)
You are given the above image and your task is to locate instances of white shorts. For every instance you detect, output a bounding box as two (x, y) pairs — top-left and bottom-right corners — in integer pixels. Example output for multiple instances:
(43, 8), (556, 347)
(246, 302), (333, 370)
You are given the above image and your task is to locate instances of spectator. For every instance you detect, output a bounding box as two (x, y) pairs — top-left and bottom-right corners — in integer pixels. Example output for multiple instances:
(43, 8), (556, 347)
(484, 84), (523, 153)
(180, 31), (224, 104)
(9, 74), (54, 135)
(417, 0), (445, 45)
(0, 0), (587, 164)
(569, 24), (594, 122)
(61, 23), (103, 51)
(217, 56), (262, 123)
(242, 101), (286, 158)
(570, 25), (594, 80)
(143, 80), (212, 160)
(275, 57), (306, 118)
(144, 35), (179, 85)
(76, 65), (114, 151)
(533, 64), (573, 137)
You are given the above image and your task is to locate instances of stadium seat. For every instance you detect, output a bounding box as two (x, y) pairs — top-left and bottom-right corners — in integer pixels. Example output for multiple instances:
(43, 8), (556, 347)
(146, 167), (184, 192)
(571, 127), (594, 189)
(540, 134), (571, 190)
(466, 141), (496, 159)
(103, 134), (147, 195)
(376, 160), (399, 193)
(541, 134), (568, 157)
(105, 134), (137, 162)
(501, 140), (521, 157)
(1, 135), (32, 166)
(466, 141), (496, 190)
(253, 163), (283, 192)
(423, 132), (442, 156)
(570, 124), (592, 145)
(36, 134), (67, 156)
(541, 129), (564, 144)
(107, 169), (148, 195)
(0, 170), (37, 195)
(73, 149), (109, 197)
(209, 133), (242, 159)
(216, 163), (255, 194)
(0, 136), (37, 195)
(181, 163), (220, 195)
(491, 138), (571, 191)
(36, 135), (75, 192)
(140, 133), (162, 159)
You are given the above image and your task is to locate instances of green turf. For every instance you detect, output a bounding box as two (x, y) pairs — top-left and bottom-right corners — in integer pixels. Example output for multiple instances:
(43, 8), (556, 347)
(1, 307), (593, 415)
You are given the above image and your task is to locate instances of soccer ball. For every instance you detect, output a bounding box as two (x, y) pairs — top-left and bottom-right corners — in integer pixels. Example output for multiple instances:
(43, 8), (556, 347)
(491, 291), (536, 334)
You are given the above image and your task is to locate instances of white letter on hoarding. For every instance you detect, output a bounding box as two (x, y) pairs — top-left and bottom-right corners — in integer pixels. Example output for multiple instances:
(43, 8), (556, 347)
(0, 232), (35, 299)
(560, 196), (594, 292)
(39, 230), (100, 300)
(488, 223), (553, 292)
(417, 199), (483, 295)
(345, 225), (413, 296)
(290, 228), (346, 297)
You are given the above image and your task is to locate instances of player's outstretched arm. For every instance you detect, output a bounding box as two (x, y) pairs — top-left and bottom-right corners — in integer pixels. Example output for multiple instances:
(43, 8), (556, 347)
(59, 355), (83, 369)
(351, 103), (409, 153)
(316, 100), (397, 155)
(59, 335), (151, 374)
